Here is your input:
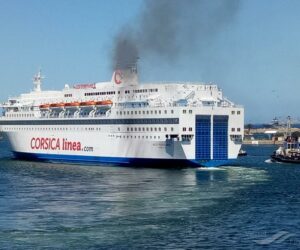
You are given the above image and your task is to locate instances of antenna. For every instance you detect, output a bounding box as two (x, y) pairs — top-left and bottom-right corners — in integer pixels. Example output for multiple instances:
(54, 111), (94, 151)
(33, 69), (44, 92)
(286, 116), (292, 137)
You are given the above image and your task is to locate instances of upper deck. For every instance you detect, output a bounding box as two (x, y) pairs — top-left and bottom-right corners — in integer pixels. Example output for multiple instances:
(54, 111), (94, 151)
(0, 69), (242, 121)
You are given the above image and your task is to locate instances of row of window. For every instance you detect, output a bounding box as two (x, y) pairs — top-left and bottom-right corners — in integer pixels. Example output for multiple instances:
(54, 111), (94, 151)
(0, 118), (179, 126)
(110, 134), (161, 140)
(133, 89), (158, 93)
(231, 128), (241, 132)
(2, 127), (100, 131)
(0, 125), (203, 133)
(83, 90), (157, 96)
(182, 127), (193, 132)
(230, 134), (243, 143)
(6, 113), (34, 118)
(0, 126), (173, 133)
(0, 127), (164, 141)
(64, 94), (73, 98)
(84, 91), (117, 96)
(183, 110), (193, 114)
(0, 127), (173, 142)
(231, 110), (241, 115)
(5, 109), (193, 119)
(117, 109), (174, 115)
(125, 127), (173, 132)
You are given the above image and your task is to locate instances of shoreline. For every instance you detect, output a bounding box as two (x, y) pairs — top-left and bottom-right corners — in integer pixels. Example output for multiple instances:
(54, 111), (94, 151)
(243, 140), (280, 145)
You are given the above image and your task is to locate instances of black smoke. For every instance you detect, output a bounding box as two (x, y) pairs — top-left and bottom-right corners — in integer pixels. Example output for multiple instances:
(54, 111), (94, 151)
(112, 0), (240, 70)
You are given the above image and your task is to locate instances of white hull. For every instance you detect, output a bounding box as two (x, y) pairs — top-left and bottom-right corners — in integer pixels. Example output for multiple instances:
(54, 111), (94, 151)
(3, 118), (241, 167)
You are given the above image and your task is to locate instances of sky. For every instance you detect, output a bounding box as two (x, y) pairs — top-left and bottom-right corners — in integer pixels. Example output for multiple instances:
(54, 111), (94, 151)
(0, 0), (300, 124)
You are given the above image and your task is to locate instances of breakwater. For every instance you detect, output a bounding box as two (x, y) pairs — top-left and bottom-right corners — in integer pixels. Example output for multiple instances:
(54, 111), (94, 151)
(243, 127), (300, 145)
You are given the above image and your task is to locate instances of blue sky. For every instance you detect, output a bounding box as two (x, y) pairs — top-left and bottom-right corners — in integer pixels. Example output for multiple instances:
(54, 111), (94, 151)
(0, 0), (300, 123)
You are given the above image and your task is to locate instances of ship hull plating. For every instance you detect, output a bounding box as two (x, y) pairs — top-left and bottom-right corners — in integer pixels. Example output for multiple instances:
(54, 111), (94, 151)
(12, 151), (233, 168)
(4, 124), (240, 167)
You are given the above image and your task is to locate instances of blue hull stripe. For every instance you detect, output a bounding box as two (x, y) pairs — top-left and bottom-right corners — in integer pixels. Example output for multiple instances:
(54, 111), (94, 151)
(12, 151), (233, 168)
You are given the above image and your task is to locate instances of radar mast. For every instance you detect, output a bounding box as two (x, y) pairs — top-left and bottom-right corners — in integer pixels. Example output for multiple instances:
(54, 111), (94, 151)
(33, 69), (44, 92)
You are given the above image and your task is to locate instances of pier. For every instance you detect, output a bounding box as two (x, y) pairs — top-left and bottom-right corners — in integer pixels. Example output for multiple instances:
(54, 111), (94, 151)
(243, 126), (300, 145)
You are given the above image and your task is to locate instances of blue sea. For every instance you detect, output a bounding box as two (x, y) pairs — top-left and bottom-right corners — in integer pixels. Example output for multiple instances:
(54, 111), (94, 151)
(0, 139), (300, 249)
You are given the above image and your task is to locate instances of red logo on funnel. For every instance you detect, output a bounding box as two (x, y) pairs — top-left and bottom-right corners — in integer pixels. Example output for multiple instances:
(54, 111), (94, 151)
(114, 70), (123, 84)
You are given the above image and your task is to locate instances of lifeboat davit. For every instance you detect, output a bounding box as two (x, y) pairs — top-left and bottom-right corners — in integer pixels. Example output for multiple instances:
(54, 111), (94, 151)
(49, 102), (65, 108)
(79, 101), (96, 106)
(95, 100), (113, 106)
(39, 104), (50, 109)
(64, 102), (80, 108)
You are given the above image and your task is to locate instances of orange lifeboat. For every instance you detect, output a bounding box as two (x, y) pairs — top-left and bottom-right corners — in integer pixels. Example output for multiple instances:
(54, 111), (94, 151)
(49, 102), (65, 108)
(39, 104), (50, 109)
(95, 100), (113, 106)
(64, 102), (80, 107)
(79, 101), (96, 106)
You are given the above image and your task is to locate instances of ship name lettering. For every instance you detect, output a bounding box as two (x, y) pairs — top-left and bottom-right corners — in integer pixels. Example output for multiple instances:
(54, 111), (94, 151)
(30, 137), (60, 150)
(62, 138), (81, 151)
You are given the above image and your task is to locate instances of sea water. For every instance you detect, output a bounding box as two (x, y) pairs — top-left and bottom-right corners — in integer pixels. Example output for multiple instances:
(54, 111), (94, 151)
(0, 139), (299, 249)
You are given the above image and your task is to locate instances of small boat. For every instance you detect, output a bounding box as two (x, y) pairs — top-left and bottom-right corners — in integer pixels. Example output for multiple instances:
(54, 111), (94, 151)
(39, 104), (50, 109)
(238, 149), (247, 157)
(64, 102), (80, 108)
(80, 101), (96, 106)
(271, 137), (300, 163)
(49, 102), (65, 108)
(271, 151), (300, 163)
(270, 116), (300, 164)
(95, 100), (113, 106)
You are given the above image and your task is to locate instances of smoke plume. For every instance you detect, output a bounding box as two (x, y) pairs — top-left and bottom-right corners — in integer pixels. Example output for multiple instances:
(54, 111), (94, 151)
(112, 0), (240, 70)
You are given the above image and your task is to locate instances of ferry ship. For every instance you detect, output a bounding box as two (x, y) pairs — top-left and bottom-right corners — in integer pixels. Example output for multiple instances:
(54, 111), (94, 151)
(0, 67), (244, 167)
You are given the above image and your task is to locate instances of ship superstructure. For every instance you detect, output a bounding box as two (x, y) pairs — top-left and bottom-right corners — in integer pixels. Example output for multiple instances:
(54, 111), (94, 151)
(0, 68), (244, 167)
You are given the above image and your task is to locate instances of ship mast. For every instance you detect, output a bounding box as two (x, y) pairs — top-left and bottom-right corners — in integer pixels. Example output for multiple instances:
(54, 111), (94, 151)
(286, 116), (292, 137)
(33, 69), (44, 92)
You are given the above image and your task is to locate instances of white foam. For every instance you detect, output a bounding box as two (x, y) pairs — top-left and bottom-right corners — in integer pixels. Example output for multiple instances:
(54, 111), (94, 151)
(197, 167), (226, 171)
(265, 159), (273, 164)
